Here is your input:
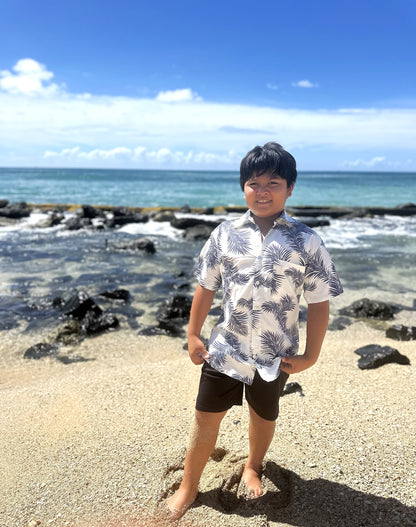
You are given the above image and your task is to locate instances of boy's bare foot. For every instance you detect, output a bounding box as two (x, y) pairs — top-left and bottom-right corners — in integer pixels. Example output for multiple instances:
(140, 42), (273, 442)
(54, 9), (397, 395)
(241, 466), (263, 499)
(166, 487), (198, 520)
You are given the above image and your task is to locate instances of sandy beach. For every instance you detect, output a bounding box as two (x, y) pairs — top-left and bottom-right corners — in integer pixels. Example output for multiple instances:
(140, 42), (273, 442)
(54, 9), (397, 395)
(1, 296), (415, 527)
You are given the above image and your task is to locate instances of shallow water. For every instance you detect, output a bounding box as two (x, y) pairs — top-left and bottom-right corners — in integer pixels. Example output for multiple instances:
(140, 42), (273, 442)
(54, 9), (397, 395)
(1, 209), (415, 338)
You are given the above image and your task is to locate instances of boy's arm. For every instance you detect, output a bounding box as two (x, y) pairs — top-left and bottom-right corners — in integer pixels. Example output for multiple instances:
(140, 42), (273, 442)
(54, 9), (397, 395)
(280, 300), (329, 374)
(187, 284), (216, 365)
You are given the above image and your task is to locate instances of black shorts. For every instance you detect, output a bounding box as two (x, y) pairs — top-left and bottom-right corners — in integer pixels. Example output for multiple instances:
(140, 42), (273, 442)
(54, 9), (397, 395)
(195, 362), (289, 421)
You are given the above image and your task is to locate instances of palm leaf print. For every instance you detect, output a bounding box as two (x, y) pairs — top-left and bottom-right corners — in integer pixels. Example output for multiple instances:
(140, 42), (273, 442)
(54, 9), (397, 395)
(228, 308), (249, 336)
(226, 225), (253, 255)
(304, 247), (332, 291)
(263, 244), (293, 265)
(280, 224), (309, 262)
(222, 256), (250, 286)
(259, 330), (286, 365)
(237, 298), (261, 330)
(284, 267), (304, 289)
(253, 270), (282, 295)
(208, 344), (227, 369)
(329, 263), (343, 296)
(205, 235), (220, 269)
(223, 330), (248, 361)
(262, 295), (295, 330)
(285, 325), (299, 353)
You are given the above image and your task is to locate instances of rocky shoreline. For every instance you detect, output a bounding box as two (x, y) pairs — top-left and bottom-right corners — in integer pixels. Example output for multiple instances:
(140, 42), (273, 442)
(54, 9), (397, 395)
(1, 198), (415, 371)
(1, 199), (416, 233)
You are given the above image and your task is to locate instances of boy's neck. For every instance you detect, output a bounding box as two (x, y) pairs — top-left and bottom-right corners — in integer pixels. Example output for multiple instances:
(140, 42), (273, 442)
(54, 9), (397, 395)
(251, 210), (284, 236)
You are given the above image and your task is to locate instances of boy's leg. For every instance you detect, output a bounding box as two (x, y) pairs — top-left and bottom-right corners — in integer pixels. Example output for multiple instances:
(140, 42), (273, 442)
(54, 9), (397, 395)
(242, 371), (289, 497)
(167, 409), (227, 518)
(242, 404), (276, 497)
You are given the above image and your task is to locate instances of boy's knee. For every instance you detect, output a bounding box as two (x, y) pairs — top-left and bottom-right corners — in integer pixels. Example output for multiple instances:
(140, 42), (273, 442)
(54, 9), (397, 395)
(195, 409), (227, 426)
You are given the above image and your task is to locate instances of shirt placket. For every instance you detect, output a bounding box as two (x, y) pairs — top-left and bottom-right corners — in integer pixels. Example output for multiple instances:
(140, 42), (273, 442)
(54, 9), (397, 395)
(250, 229), (267, 364)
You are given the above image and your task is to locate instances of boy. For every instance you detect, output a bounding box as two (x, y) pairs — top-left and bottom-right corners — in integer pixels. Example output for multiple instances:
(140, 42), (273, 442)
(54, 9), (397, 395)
(167, 142), (343, 519)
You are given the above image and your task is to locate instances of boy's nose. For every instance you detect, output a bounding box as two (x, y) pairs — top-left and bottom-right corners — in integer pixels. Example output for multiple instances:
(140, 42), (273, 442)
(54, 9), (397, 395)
(256, 185), (269, 194)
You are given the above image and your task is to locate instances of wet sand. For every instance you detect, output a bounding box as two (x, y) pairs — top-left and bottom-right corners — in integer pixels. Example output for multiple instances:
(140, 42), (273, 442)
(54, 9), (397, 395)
(1, 306), (415, 526)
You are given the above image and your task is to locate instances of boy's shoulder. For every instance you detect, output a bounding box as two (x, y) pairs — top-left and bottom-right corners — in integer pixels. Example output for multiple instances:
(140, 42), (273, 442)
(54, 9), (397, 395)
(214, 210), (322, 241)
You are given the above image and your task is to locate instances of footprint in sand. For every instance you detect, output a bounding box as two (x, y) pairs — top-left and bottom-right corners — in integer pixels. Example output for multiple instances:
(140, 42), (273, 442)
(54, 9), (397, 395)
(159, 447), (293, 516)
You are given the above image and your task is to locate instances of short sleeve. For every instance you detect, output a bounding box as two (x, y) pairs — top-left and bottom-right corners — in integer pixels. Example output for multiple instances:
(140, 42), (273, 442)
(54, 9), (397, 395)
(194, 226), (223, 292)
(303, 234), (343, 304)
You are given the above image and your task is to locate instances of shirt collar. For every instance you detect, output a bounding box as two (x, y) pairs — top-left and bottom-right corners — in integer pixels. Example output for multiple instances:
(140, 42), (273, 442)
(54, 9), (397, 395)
(235, 209), (295, 228)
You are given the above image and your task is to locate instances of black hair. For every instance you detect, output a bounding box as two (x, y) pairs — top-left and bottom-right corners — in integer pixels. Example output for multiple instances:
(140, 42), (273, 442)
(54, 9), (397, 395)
(240, 142), (297, 190)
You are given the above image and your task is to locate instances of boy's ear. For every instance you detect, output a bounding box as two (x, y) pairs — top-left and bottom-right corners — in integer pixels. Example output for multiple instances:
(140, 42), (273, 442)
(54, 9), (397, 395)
(287, 183), (294, 197)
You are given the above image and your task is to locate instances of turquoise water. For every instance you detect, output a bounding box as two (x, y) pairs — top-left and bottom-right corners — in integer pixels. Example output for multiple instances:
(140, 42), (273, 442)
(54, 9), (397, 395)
(0, 167), (415, 208)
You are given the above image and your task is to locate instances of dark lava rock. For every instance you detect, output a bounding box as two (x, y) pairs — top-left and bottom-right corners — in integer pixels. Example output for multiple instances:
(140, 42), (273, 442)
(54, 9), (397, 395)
(297, 217), (330, 228)
(50, 319), (83, 345)
(35, 212), (64, 228)
(340, 298), (399, 320)
(151, 210), (176, 222)
(0, 201), (31, 219)
(354, 344), (411, 369)
(386, 324), (416, 341)
(24, 342), (60, 360)
(80, 204), (100, 219)
(106, 207), (149, 228)
(112, 237), (156, 254)
(99, 289), (131, 303)
(159, 294), (192, 320)
(138, 326), (168, 336)
(282, 382), (304, 396)
(171, 216), (220, 230)
(83, 312), (119, 334)
(183, 224), (216, 240)
(56, 355), (92, 364)
(0, 199), (9, 208)
(64, 216), (92, 230)
(156, 294), (193, 336)
(62, 291), (103, 320)
(327, 316), (353, 331)
(61, 291), (119, 335)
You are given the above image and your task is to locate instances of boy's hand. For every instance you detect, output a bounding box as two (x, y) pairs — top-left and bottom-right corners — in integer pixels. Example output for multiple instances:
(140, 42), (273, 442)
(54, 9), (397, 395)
(188, 335), (210, 365)
(280, 354), (317, 374)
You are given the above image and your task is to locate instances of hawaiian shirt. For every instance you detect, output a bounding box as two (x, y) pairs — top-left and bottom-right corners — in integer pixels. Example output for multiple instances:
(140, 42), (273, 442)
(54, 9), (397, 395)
(195, 210), (343, 384)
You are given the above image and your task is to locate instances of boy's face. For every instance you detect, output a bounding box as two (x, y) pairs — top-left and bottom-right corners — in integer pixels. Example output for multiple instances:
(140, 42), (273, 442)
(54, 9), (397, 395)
(244, 172), (293, 220)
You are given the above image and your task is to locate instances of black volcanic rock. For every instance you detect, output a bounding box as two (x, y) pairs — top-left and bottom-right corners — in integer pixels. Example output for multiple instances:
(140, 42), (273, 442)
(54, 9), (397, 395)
(340, 298), (399, 320)
(354, 344), (410, 369)
(386, 324), (416, 341)
(24, 342), (60, 360)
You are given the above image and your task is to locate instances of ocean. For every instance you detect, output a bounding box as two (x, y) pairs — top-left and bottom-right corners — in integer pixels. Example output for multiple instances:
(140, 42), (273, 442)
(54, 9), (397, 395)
(1, 167), (416, 209)
(1, 167), (415, 336)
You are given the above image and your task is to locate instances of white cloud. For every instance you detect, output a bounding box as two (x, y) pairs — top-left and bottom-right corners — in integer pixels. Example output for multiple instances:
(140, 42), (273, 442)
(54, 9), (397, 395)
(266, 83), (279, 90)
(0, 58), (61, 96)
(343, 156), (386, 168)
(43, 145), (240, 167)
(1, 59), (416, 170)
(155, 88), (201, 102)
(292, 80), (318, 88)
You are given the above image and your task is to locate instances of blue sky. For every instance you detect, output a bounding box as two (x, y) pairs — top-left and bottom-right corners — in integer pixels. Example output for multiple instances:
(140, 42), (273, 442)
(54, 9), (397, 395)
(0, 0), (415, 171)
